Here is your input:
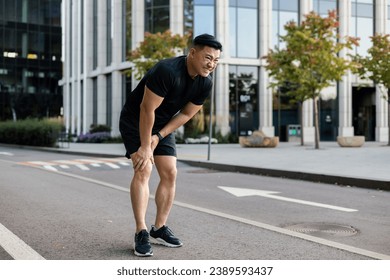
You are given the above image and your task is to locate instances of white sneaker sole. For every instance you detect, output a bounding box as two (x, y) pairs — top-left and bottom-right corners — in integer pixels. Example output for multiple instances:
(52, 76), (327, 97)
(150, 237), (183, 248)
(133, 243), (153, 257)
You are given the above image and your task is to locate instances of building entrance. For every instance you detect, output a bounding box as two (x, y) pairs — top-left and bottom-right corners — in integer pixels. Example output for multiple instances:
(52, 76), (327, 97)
(229, 66), (258, 138)
(352, 87), (375, 141)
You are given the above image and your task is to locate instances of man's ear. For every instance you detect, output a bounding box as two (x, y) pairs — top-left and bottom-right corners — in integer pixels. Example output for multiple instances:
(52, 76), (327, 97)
(189, 47), (196, 58)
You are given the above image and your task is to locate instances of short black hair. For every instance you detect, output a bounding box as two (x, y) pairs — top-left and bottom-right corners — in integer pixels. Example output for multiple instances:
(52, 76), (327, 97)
(192, 34), (222, 51)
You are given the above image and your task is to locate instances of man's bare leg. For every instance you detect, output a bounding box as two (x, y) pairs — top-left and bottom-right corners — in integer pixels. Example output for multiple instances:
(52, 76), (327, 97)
(153, 155), (177, 229)
(130, 158), (153, 233)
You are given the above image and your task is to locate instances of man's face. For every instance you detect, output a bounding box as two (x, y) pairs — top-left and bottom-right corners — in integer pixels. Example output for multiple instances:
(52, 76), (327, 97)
(191, 46), (221, 77)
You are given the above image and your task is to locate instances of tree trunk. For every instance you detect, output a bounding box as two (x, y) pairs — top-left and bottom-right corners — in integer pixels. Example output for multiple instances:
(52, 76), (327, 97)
(313, 96), (320, 149)
(299, 102), (304, 146)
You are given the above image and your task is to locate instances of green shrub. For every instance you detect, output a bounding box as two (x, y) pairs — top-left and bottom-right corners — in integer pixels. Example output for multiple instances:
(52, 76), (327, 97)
(89, 124), (111, 133)
(0, 118), (63, 147)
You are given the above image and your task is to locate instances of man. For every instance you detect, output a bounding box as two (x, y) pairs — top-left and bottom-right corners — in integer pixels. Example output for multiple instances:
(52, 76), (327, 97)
(119, 34), (222, 257)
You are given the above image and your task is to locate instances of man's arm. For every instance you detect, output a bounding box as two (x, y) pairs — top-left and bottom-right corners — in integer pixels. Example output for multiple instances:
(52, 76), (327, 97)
(139, 86), (164, 147)
(157, 102), (203, 139)
(133, 86), (163, 170)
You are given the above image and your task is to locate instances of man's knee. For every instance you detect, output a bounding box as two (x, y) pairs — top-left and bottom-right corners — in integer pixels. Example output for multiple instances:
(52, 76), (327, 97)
(158, 165), (177, 183)
(133, 164), (153, 182)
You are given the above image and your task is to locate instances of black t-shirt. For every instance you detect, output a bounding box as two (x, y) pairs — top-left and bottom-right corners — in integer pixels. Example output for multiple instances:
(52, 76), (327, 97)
(122, 55), (212, 132)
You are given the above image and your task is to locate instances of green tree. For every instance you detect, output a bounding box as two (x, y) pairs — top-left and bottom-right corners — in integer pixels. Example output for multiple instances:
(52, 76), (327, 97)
(263, 11), (359, 149)
(353, 34), (390, 145)
(126, 30), (191, 80)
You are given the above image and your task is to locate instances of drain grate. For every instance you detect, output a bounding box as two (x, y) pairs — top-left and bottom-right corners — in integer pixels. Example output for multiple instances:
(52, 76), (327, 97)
(284, 222), (358, 237)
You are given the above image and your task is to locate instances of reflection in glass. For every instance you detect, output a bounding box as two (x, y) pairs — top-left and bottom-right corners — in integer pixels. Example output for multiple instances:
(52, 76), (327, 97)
(0, 0), (62, 120)
(229, 66), (258, 136)
(350, 1), (374, 56)
(313, 0), (337, 16)
(184, 0), (194, 35)
(229, 0), (258, 58)
(145, 0), (169, 33)
(194, 4), (214, 36)
(388, 5), (390, 33)
(272, 1), (298, 49)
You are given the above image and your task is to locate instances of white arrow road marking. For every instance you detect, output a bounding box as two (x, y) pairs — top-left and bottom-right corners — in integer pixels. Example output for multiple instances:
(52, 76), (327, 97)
(218, 186), (358, 212)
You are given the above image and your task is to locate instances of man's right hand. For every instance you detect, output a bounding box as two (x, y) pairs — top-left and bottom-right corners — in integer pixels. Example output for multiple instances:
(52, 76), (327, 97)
(132, 145), (154, 171)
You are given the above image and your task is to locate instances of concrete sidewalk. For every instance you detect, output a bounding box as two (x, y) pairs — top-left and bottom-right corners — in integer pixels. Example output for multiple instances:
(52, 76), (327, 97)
(43, 141), (390, 191)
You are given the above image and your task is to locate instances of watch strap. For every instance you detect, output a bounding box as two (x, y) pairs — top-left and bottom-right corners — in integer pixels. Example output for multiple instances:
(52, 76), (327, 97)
(156, 132), (164, 141)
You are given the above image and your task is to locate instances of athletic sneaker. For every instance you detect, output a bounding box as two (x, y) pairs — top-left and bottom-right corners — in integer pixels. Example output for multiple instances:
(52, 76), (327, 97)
(134, 230), (153, 257)
(150, 225), (183, 247)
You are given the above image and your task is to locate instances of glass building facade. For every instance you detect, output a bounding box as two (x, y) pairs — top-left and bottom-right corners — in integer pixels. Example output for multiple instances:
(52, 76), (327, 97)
(60, 0), (390, 142)
(0, 0), (62, 121)
(351, 0), (374, 57)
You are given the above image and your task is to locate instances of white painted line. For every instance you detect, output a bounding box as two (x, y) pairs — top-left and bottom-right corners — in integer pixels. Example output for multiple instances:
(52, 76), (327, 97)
(0, 152), (13, 156)
(104, 162), (120, 169)
(219, 186), (358, 212)
(59, 165), (70, 169)
(44, 165), (58, 172)
(0, 223), (45, 260)
(48, 169), (129, 193)
(98, 157), (126, 162)
(91, 163), (101, 167)
(75, 164), (89, 171)
(76, 159), (103, 163)
(30, 161), (52, 166)
(119, 162), (130, 166)
(54, 160), (78, 165)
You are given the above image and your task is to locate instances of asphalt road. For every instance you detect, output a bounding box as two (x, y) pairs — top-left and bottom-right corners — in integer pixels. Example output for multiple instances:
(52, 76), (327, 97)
(1, 146), (389, 260)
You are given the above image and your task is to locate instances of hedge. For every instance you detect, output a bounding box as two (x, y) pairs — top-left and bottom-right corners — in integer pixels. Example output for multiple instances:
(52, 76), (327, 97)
(0, 119), (63, 147)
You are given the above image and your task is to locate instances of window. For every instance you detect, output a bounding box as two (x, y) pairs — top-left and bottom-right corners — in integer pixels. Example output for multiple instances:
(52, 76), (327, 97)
(93, 78), (98, 124)
(145, 0), (169, 33)
(107, 0), (112, 66)
(272, 0), (299, 49)
(313, 0), (337, 16)
(93, 0), (98, 69)
(350, 0), (374, 56)
(387, 4), (390, 33)
(106, 74), (112, 127)
(124, 0), (131, 61)
(193, 0), (214, 36)
(229, 0), (258, 58)
(0, 0), (62, 120)
(184, 0), (194, 35)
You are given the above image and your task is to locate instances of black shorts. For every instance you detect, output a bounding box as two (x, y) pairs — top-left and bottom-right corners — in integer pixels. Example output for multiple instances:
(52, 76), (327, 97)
(119, 115), (177, 159)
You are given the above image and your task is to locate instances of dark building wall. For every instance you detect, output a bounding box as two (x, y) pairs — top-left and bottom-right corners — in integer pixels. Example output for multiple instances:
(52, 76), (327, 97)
(0, 0), (62, 121)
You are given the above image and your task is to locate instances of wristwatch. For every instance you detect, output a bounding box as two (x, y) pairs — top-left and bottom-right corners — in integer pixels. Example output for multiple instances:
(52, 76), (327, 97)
(155, 132), (164, 141)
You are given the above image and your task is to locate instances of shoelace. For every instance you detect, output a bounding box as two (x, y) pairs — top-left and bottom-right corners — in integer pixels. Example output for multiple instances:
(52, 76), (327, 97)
(162, 226), (175, 237)
(137, 231), (150, 243)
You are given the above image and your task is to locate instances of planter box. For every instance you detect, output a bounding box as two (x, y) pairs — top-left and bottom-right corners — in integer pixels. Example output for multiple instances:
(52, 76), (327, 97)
(337, 136), (365, 147)
(239, 130), (279, 148)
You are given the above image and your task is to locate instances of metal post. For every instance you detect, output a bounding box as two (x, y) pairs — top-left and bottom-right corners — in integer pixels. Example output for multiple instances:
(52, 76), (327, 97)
(207, 71), (216, 161)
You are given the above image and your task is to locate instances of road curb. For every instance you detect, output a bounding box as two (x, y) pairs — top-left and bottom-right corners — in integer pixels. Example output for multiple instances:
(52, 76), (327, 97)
(178, 159), (390, 191)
